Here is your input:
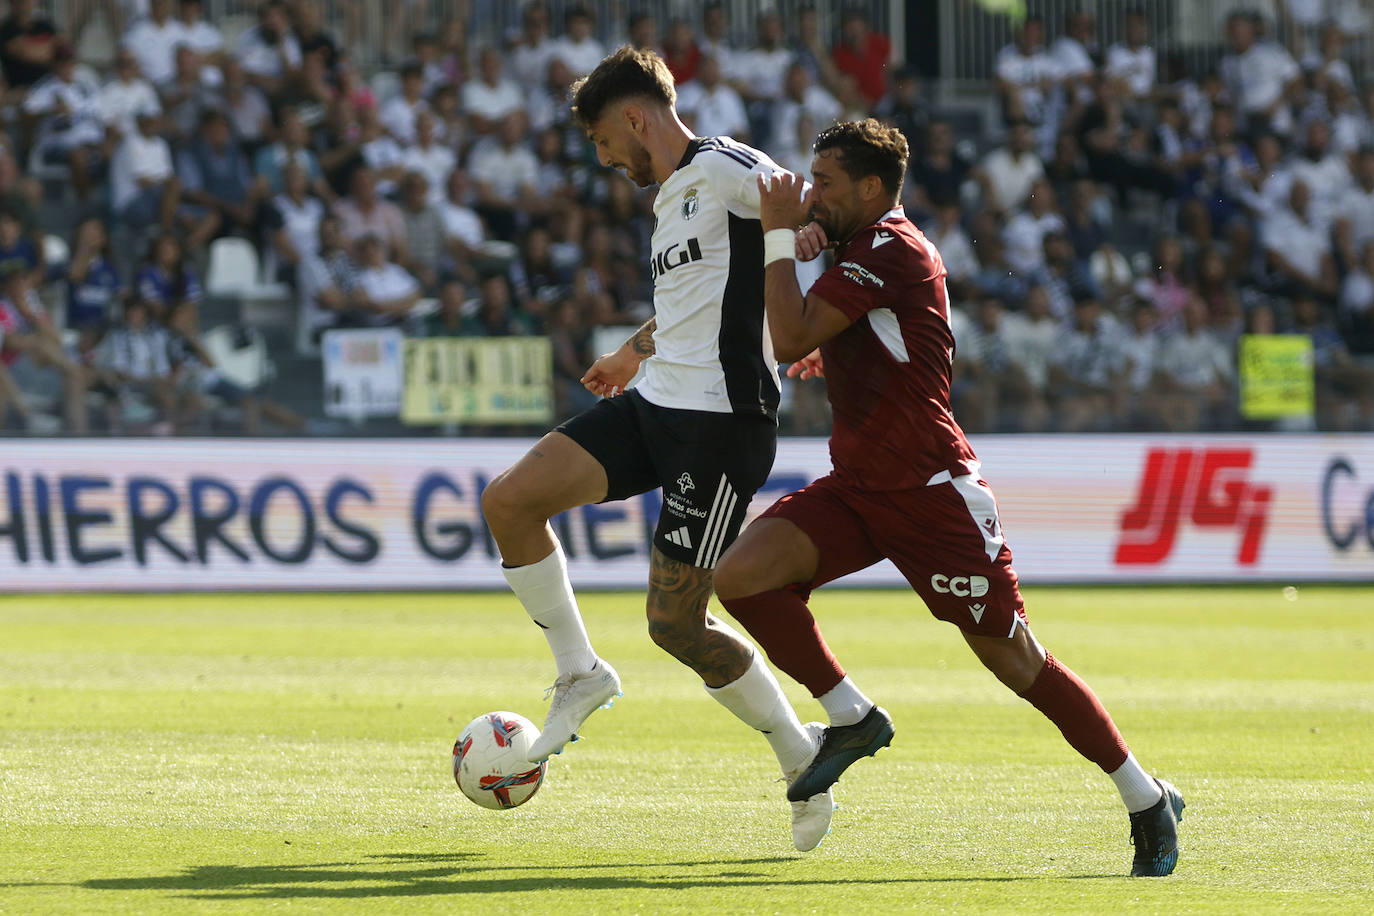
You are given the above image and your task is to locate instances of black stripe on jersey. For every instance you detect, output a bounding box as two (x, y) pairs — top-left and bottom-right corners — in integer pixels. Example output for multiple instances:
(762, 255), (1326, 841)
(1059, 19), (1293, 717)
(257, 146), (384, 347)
(719, 212), (779, 419)
(699, 137), (760, 168)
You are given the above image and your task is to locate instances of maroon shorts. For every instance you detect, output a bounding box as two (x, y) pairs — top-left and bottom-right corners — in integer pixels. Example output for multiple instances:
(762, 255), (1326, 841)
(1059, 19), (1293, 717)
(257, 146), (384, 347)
(758, 471), (1029, 638)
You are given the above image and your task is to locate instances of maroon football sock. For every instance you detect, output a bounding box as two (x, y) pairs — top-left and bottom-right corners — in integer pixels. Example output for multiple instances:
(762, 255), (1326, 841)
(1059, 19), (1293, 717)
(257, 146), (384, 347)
(1018, 652), (1130, 772)
(721, 588), (846, 698)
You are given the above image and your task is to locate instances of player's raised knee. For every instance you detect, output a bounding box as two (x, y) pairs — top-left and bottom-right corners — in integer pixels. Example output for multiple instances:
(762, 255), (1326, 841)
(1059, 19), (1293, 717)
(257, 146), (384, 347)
(479, 470), (527, 529)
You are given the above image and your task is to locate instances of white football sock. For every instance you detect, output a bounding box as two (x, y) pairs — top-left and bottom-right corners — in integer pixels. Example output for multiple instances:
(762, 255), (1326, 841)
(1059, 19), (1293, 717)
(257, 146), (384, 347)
(501, 542), (597, 678)
(705, 650), (814, 775)
(818, 676), (874, 727)
(1110, 752), (1163, 813)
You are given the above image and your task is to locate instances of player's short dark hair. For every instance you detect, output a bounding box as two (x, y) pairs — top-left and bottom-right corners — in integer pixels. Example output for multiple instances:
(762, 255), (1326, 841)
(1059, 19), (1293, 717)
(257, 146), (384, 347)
(570, 46), (676, 129)
(813, 118), (909, 200)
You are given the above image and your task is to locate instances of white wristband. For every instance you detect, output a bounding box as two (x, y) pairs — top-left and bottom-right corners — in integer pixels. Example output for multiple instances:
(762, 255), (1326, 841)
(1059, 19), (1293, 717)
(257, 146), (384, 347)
(763, 228), (796, 267)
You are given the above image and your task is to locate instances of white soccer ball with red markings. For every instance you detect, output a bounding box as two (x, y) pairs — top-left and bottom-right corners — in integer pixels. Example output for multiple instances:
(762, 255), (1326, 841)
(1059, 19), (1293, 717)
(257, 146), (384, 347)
(452, 711), (547, 810)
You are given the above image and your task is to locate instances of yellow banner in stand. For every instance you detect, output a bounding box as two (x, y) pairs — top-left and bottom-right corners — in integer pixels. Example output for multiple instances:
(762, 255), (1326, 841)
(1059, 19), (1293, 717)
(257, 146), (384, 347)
(1239, 334), (1315, 420)
(402, 337), (554, 424)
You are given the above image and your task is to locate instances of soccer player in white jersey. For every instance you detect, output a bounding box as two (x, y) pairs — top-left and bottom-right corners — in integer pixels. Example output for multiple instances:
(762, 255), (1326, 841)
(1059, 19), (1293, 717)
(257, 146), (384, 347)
(480, 47), (835, 851)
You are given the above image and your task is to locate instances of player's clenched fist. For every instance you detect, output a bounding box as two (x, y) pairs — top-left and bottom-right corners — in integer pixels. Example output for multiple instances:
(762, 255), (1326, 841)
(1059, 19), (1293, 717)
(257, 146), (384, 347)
(757, 171), (814, 232)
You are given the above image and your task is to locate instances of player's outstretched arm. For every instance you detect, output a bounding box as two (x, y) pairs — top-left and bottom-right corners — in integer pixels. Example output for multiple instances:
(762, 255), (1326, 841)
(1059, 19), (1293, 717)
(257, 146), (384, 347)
(758, 173), (853, 362)
(581, 317), (656, 397)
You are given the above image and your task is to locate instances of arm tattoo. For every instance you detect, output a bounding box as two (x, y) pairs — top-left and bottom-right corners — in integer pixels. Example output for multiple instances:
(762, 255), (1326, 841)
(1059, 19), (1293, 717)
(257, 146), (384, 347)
(627, 318), (656, 359)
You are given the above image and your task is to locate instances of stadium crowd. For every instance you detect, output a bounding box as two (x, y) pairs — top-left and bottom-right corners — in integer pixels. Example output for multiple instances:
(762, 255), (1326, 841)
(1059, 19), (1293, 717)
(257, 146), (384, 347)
(0, 0), (1370, 435)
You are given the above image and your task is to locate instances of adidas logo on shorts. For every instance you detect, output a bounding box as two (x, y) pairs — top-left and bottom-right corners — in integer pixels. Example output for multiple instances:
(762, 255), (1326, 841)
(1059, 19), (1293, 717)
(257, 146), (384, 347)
(665, 527), (693, 549)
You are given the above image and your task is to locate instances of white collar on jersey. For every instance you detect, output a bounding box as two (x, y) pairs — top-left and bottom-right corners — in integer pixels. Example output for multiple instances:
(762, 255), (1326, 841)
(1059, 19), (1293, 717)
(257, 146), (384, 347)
(880, 206), (906, 222)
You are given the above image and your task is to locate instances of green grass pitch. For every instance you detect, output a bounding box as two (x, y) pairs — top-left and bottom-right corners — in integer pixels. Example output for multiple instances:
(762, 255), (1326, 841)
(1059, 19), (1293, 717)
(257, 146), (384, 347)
(2, 586), (1371, 914)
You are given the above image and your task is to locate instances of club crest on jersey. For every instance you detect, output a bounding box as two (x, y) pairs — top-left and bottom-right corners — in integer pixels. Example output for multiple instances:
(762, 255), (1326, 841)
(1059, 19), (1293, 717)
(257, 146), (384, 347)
(681, 187), (699, 220)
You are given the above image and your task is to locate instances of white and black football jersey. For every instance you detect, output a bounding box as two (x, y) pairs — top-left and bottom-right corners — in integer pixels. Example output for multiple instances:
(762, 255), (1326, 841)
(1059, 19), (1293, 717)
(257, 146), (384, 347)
(635, 136), (782, 418)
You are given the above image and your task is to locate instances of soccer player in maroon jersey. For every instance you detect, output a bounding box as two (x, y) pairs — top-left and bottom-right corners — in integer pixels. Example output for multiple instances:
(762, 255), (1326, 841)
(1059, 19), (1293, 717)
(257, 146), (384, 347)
(712, 119), (1185, 877)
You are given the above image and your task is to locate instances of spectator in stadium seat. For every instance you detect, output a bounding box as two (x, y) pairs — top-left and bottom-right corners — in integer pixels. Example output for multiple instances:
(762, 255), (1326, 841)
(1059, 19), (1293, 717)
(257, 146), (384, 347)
(352, 233), (420, 326)
(1335, 148), (1374, 272)
(995, 16), (1057, 131)
(1338, 240), (1374, 356)
(790, 4), (840, 93)
(468, 112), (539, 242)
(1118, 298), (1164, 428)
(380, 61), (427, 147)
(236, 0), (301, 95)
(435, 17), (470, 90)
(1003, 178), (1065, 275)
(874, 68), (928, 155)
(1263, 179), (1338, 299)
(159, 44), (218, 144)
(1050, 7), (1097, 105)
(1001, 283), (1059, 405)
(98, 47), (162, 144)
(122, 0), (184, 87)
(1134, 235), (1191, 333)
(546, 294), (599, 418)
(219, 59), (272, 150)
(419, 277), (470, 338)
(135, 233), (201, 323)
(95, 294), (177, 432)
(462, 47), (524, 138)
(436, 169), (484, 287)
(177, 109), (265, 240)
(661, 18), (700, 85)
(1221, 11), (1301, 138)
(0, 0), (57, 92)
(462, 272), (533, 337)
(925, 204), (976, 300)
(1291, 292), (1374, 428)
(956, 294), (1047, 433)
(266, 160), (325, 276)
(732, 10), (793, 139)
(1154, 295), (1235, 431)
(335, 165), (407, 261)
(509, 2), (555, 92)
(907, 119), (971, 213)
(1033, 230), (1098, 320)
(176, 0), (224, 61)
(110, 108), (192, 239)
(0, 262), (90, 433)
(296, 214), (355, 338)
(291, 0), (337, 76)
(975, 120), (1043, 215)
(831, 6), (891, 108)
(1105, 7), (1156, 101)
(1290, 119), (1352, 225)
(401, 110), (455, 206)
(697, 2), (736, 76)
(511, 225), (571, 309)
(770, 61), (840, 160)
(676, 54), (749, 143)
(22, 41), (104, 202)
(397, 171), (444, 295)
(65, 217), (123, 331)
(548, 6), (604, 80)
(967, 226), (1028, 307)
(1051, 293), (1126, 431)
(627, 11), (660, 54)
(253, 106), (328, 199)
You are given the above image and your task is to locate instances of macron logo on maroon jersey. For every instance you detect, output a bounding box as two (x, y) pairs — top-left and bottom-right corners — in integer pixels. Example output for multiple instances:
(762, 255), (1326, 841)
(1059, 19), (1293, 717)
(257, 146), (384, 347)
(1114, 447), (1272, 566)
(872, 231), (895, 249)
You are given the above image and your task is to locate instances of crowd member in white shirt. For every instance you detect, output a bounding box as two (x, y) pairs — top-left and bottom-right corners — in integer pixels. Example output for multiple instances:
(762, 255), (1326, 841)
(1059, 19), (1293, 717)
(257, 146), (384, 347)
(22, 43), (104, 201)
(732, 11), (793, 127)
(235, 0), (301, 95)
(380, 61), (428, 146)
(509, 1), (556, 92)
(1289, 119), (1352, 226)
(268, 161), (326, 275)
(548, 6), (605, 80)
(975, 120), (1044, 214)
(462, 47), (524, 137)
(1050, 8), (1097, 104)
(769, 62), (839, 159)
(176, 0), (222, 58)
(1105, 8), (1156, 100)
(995, 16), (1060, 134)
(924, 204), (977, 298)
(402, 111), (456, 207)
(468, 111), (540, 241)
(1002, 177), (1066, 274)
(1335, 148), (1374, 270)
(123, 0), (185, 86)
(1236, 132), (1293, 218)
(675, 54), (749, 142)
(437, 168), (485, 287)
(1050, 294), (1127, 431)
(352, 234), (421, 327)
(98, 47), (161, 142)
(1220, 11), (1301, 136)
(357, 105), (406, 197)
(1155, 295), (1234, 431)
(1118, 298), (1163, 426)
(1262, 179), (1338, 298)
(698, 2), (738, 79)
(110, 108), (177, 231)
(1001, 283), (1061, 399)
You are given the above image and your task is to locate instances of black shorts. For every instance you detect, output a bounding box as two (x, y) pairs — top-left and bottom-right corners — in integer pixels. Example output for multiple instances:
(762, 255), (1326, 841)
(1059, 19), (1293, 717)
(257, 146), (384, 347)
(556, 389), (776, 569)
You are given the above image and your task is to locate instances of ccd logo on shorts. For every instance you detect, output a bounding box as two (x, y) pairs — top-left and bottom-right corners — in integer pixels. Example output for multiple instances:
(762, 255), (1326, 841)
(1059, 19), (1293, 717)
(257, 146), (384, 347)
(931, 574), (989, 597)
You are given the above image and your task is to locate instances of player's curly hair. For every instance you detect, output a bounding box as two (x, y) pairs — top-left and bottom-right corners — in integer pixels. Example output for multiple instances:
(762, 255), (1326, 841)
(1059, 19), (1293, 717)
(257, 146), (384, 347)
(813, 118), (910, 201)
(571, 47), (677, 128)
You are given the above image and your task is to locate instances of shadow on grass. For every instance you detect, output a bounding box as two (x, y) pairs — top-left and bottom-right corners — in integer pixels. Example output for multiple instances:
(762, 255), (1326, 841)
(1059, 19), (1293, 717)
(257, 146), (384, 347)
(49, 853), (1117, 900)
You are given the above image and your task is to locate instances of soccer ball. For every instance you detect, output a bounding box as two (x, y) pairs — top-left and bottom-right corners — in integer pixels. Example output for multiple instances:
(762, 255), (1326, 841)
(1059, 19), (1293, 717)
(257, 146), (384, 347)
(452, 711), (547, 810)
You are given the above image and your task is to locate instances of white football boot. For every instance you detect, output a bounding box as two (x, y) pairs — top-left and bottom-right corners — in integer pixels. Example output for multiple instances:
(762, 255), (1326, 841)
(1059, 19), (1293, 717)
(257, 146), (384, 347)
(785, 722), (836, 851)
(526, 659), (622, 762)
